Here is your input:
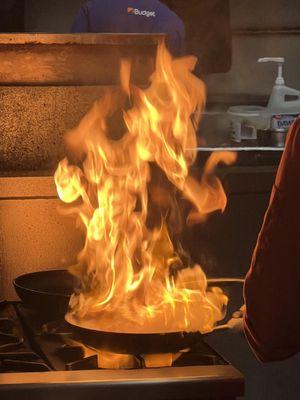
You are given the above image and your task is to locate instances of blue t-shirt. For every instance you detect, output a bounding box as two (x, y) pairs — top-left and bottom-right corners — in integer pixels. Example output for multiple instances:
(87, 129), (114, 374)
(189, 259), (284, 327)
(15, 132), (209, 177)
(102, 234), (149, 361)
(71, 0), (185, 56)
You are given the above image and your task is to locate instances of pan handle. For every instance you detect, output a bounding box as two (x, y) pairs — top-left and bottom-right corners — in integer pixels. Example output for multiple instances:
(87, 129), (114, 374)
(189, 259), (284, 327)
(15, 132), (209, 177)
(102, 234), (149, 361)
(207, 278), (245, 284)
(201, 324), (230, 338)
(210, 323), (230, 333)
(205, 279), (245, 335)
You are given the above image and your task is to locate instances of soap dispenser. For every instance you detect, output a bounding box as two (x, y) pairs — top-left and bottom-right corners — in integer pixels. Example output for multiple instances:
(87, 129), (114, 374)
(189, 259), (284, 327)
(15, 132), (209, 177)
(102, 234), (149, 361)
(258, 57), (300, 132)
(227, 57), (300, 146)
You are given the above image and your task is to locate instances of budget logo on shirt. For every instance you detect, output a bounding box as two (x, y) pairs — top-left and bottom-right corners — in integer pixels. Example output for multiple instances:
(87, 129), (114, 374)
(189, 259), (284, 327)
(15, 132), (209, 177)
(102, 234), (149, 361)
(127, 7), (156, 17)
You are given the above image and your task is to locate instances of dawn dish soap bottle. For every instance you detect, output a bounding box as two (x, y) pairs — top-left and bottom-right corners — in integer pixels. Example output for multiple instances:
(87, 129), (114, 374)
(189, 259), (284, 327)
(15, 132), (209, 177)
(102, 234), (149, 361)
(258, 57), (300, 146)
(228, 57), (300, 147)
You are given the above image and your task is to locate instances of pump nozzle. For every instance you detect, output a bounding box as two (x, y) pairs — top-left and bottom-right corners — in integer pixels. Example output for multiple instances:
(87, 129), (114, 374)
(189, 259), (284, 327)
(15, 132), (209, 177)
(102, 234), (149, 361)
(257, 57), (285, 85)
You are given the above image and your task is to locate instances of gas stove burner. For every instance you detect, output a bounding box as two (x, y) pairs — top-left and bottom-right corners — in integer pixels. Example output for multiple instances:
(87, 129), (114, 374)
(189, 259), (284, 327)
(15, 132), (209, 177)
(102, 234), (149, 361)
(55, 344), (85, 363)
(0, 359), (51, 373)
(0, 333), (23, 351)
(0, 301), (244, 399)
(41, 320), (73, 339)
(0, 305), (24, 351)
(0, 351), (40, 361)
(0, 318), (18, 333)
(0, 302), (48, 373)
(66, 355), (98, 371)
(9, 302), (229, 371)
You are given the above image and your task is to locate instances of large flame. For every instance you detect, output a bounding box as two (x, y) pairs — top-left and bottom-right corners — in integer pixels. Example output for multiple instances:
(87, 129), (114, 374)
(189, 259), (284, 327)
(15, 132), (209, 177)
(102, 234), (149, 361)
(55, 43), (236, 334)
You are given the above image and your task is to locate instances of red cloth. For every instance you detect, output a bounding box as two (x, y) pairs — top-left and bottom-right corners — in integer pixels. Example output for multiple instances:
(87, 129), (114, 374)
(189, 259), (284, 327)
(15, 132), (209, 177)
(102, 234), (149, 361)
(244, 117), (300, 362)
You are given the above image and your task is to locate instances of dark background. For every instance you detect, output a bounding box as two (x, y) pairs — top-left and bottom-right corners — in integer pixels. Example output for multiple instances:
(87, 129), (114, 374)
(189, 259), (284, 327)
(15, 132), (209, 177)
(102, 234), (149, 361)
(0, 0), (25, 32)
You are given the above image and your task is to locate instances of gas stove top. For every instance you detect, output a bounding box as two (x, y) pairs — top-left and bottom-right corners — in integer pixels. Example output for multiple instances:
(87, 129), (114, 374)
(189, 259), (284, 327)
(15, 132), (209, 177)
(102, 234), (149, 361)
(0, 301), (244, 399)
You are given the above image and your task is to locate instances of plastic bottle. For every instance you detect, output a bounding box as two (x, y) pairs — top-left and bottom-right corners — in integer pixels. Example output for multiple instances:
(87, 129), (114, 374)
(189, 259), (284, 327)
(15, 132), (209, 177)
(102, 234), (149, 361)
(227, 57), (300, 146)
(258, 57), (300, 133)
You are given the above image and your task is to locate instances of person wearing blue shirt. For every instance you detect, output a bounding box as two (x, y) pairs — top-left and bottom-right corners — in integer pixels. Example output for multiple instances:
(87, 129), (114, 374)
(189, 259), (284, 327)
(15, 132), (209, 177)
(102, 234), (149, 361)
(71, 0), (185, 57)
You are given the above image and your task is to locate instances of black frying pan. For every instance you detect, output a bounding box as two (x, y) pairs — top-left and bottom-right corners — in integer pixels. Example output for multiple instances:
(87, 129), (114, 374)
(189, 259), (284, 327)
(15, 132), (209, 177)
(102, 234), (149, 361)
(65, 314), (229, 354)
(65, 277), (244, 354)
(13, 269), (243, 353)
(13, 269), (77, 319)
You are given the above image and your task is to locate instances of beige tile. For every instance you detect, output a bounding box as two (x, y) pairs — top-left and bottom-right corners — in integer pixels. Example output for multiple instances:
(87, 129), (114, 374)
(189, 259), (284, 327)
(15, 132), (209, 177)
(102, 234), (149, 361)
(0, 198), (83, 299)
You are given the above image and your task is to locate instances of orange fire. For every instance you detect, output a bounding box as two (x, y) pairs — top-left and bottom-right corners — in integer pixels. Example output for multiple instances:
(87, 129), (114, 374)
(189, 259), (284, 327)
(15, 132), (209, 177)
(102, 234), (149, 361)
(55, 43), (236, 335)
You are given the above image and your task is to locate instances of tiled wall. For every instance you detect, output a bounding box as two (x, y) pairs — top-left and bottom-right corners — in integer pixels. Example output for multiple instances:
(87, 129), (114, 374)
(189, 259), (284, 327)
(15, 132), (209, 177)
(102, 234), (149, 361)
(0, 86), (106, 171)
(0, 177), (83, 300)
